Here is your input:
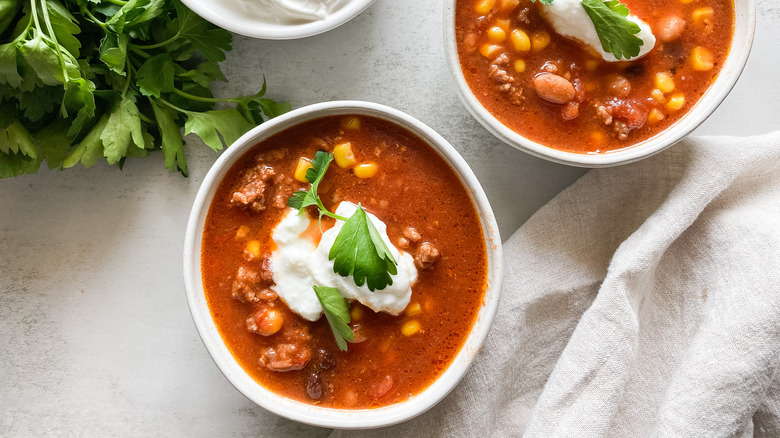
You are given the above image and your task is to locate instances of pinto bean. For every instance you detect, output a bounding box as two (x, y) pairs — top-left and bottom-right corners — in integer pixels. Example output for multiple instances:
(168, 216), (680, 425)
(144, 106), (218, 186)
(533, 73), (576, 104)
(657, 15), (686, 43)
(605, 74), (632, 98)
(246, 307), (284, 336)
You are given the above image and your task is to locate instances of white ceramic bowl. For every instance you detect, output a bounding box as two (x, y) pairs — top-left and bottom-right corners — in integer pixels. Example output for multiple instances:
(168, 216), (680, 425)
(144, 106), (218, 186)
(183, 101), (503, 428)
(180, 0), (375, 39)
(444, 0), (756, 167)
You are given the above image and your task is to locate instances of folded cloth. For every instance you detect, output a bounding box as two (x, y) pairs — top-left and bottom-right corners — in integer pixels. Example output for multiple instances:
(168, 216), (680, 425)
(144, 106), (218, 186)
(330, 131), (780, 438)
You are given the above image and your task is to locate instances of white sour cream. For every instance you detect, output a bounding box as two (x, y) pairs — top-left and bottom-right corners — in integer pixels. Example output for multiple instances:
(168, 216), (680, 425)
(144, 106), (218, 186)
(271, 202), (418, 321)
(539, 0), (656, 62)
(236, 0), (348, 24)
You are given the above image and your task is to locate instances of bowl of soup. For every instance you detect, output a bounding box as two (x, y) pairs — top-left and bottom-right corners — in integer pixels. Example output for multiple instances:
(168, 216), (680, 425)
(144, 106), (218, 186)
(445, 0), (755, 167)
(180, 0), (376, 39)
(183, 101), (503, 428)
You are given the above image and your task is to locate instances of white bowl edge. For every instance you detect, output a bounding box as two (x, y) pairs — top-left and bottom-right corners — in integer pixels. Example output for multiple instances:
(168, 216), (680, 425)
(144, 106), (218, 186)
(183, 101), (504, 429)
(443, 0), (757, 168)
(180, 0), (376, 40)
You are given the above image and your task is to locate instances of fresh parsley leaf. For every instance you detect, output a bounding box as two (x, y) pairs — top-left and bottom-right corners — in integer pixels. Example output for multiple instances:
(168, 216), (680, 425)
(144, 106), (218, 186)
(101, 98), (145, 164)
(98, 32), (128, 75)
(183, 109), (254, 151)
(173, 0), (232, 63)
(530, 0), (555, 4)
(63, 115), (108, 169)
(313, 286), (354, 352)
(20, 30), (78, 85)
(151, 100), (188, 176)
(329, 205), (398, 292)
(0, 43), (23, 87)
(581, 0), (643, 60)
(136, 53), (174, 98)
(286, 150), (333, 213)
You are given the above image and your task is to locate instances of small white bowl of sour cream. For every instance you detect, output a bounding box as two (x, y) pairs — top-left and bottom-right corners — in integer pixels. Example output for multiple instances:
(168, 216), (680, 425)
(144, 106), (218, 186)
(180, 0), (376, 39)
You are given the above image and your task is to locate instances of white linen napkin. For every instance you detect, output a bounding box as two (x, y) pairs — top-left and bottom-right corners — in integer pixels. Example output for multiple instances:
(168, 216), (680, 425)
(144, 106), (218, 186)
(330, 131), (780, 437)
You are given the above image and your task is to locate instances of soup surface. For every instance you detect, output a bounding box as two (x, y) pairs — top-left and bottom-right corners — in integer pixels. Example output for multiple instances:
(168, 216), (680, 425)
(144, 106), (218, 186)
(202, 115), (488, 408)
(455, 0), (734, 153)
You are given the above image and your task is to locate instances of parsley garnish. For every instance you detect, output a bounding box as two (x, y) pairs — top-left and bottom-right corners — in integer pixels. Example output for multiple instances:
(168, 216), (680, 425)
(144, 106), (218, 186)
(329, 205), (398, 291)
(313, 286), (354, 352)
(287, 151), (399, 291)
(531, 0), (644, 60)
(580, 0), (644, 60)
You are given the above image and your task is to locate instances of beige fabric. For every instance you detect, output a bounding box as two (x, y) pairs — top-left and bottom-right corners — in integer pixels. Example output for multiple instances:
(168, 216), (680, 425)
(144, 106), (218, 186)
(330, 132), (780, 437)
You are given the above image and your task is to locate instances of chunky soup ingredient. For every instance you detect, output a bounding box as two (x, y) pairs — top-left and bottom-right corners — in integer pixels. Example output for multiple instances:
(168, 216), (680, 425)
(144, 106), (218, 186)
(202, 115), (487, 408)
(0, 0), (289, 178)
(456, 0), (733, 152)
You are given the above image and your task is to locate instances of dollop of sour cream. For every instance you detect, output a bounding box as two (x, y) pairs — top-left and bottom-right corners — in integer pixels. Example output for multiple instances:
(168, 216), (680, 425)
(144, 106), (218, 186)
(271, 202), (418, 321)
(236, 0), (348, 24)
(539, 0), (656, 62)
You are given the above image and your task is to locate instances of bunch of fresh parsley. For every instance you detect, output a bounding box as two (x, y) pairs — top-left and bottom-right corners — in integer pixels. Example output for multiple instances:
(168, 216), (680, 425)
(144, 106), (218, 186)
(0, 0), (290, 178)
(534, 0), (644, 60)
(288, 151), (399, 351)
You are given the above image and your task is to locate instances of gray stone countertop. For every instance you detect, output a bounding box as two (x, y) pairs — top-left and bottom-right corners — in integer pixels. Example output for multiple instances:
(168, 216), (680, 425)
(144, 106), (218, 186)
(2, 0), (779, 436)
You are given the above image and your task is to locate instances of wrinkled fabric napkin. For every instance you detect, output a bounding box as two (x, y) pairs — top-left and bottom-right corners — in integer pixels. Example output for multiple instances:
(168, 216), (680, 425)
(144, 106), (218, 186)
(331, 131), (780, 438)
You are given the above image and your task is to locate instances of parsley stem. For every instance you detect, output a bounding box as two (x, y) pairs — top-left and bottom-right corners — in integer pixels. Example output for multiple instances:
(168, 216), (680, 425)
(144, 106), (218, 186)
(155, 97), (189, 115)
(129, 34), (180, 50)
(82, 9), (107, 29)
(106, 0), (128, 5)
(172, 88), (235, 103)
(39, 0), (71, 87)
(130, 47), (151, 59)
(29, 0), (42, 33)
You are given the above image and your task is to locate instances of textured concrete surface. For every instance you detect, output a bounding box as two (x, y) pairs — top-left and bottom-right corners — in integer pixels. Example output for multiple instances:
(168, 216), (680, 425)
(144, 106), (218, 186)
(1, 0), (779, 436)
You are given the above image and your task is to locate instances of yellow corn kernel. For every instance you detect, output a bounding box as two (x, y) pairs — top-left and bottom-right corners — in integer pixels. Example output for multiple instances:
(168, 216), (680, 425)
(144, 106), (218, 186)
(354, 162), (378, 179)
(235, 225), (250, 240)
(333, 142), (357, 169)
(294, 157), (313, 183)
(475, 0), (495, 15)
(509, 29), (531, 52)
(341, 116), (361, 130)
(531, 31), (551, 52)
(245, 240), (261, 258)
(350, 305), (364, 322)
(692, 7), (714, 26)
(651, 88), (667, 103)
(679, 0), (694, 4)
(648, 108), (665, 124)
(500, 0), (520, 11)
(401, 320), (421, 336)
(479, 43), (503, 59)
(691, 46), (714, 71)
(487, 26), (507, 43)
(513, 59), (526, 73)
(494, 18), (511, 32)
(666, 93), (686, 111)
(654, 72), (676, 94)
(588, 131), (604, 147)
(406, 302), (422, 317)
(585, 59), (600, 72)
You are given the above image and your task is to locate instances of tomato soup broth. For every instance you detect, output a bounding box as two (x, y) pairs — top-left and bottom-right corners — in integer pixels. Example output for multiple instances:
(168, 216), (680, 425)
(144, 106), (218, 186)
(202, 116), (488, 408)
(456, 0), (734, 153)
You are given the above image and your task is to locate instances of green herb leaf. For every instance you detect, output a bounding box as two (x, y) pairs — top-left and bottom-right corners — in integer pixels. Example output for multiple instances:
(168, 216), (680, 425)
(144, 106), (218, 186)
(64, 115), (109, 169)
(101, 98), (145, 164)
(286, 150), (332, 213)
(136, 53), (174, 98)
(151, 100), (188, 176)
(580, 0), (643, 60)
(99, 32), (128, 75)
(530, 0), (555, 4)
(313, 285), (354, 352)
(183, 109), (254, 151)
(19, 31), (72, 85)
(329, 205), (398, 291)
(0, 43), (23, 87)
(173, 0), (232, 63)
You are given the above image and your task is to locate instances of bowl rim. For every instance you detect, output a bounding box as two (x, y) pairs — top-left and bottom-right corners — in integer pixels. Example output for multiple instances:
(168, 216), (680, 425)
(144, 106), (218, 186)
(443, 0), (757, 168)
(179, 0), (376, 40)
(183, 100), (504, 429)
